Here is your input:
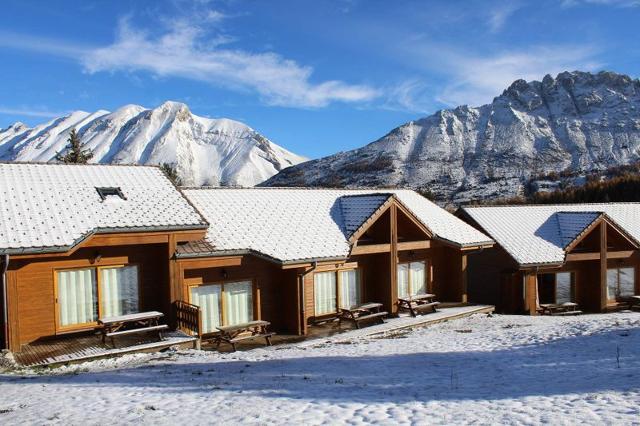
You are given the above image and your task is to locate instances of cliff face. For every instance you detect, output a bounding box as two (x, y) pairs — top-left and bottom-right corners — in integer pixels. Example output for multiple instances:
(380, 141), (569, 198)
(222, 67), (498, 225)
(0, 101), (306, 187)
(264, 71), (640, 204)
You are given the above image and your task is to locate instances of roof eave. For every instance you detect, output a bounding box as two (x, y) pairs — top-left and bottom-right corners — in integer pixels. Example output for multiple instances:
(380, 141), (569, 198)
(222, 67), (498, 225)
(0, 223), (209, 256)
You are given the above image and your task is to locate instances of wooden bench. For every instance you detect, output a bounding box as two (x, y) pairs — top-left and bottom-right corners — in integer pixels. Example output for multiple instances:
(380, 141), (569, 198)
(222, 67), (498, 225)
(539, 303), (583, 316)
(98, 311), (166, 348)
(339, 302), (388, 329)
(213, 320), (274, 352)
(397, 294), (440, 317)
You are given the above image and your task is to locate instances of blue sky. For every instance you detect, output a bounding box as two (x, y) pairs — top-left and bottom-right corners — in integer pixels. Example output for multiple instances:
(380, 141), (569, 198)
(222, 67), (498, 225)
(1, 0), (639, 158)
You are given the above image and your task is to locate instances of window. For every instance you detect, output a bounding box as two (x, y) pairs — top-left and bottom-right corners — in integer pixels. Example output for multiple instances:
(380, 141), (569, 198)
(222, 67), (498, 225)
(56, 264), (140, 329)
(398, 261), (427, 298)
(537, 272), (575, 304)
(555, 272), (574, 304)
(314, 272), (337, 315)
(96, 187), (126, 201)
(99, 265), (139, 317)
(607, 267), (635, 300)
(189, 280), (254, 334)
(313, 269), (361, 315)
(190, 284), (222, 334)
(57, 268), (98, 327)
(339, 269), (361, 309)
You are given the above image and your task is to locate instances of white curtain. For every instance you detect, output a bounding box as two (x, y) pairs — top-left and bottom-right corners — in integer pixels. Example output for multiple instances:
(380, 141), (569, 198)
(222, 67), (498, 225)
(190, 284), (222, 334)
(224, 281), (253, 326)
(99, 265), (139, 318)
(57, 268), (97, 327)
(314, 271), (337, 315)
(409, 261), (427, 296)
(397, 263), (409, 298)
(555, 272), (573, 304)
(339, 270), (360, 309)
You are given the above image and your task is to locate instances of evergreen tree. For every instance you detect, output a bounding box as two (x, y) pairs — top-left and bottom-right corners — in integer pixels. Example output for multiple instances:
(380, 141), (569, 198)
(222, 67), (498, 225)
(56, 129), (93, 164)
(161, 163), (182, 186)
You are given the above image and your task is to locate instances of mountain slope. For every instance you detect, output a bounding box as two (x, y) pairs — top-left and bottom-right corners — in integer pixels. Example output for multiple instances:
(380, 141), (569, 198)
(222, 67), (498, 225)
(263, 71), (640, 204)
(0, 101), (306, 186)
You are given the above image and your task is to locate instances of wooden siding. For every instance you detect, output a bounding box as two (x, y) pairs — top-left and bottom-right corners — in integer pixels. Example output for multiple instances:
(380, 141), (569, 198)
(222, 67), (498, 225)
(7, 243), (169, 350)
(179, 255), (299, 334)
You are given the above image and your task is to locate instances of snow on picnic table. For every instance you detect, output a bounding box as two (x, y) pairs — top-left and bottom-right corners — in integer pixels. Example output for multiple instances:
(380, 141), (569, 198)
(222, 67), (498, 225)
(1, 313), (639, 425)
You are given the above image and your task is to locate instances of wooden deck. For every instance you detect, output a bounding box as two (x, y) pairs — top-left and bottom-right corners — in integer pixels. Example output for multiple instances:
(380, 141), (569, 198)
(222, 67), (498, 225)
(13, 330), (196, 367)
(296, 304), (495, 347)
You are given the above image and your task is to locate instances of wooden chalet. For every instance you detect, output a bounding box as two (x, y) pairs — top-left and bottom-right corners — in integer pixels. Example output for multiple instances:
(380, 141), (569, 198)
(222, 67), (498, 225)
(177, 188), (494, 336)
(0, 163), (208, 356)
(459, 204), (640, 315)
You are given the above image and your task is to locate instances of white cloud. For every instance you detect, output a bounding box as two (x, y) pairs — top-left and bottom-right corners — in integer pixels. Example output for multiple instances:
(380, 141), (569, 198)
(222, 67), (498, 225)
(561, 0), (640, 7)
(432, 45), (602, 107)
(487, 2), (523, 33)
(0, 106), (65, 119)
(80, 18), (378, 108)
(0, 16), (378, 109)
(382, 79), (435, 113)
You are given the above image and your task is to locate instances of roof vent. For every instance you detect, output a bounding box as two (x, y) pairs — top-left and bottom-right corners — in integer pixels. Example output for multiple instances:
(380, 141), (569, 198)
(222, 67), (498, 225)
(96, 187), (126, 202)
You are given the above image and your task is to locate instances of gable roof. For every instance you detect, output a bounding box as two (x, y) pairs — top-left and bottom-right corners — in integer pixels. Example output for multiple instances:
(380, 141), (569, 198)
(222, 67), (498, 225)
(461, 203), (640, 267)
(0, 163), (208, 255)
(181, 188), (494, 263)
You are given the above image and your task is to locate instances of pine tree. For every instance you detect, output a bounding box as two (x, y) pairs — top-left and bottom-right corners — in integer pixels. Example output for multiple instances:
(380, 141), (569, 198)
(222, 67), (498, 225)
(161, 163), (182, 186)
(56, 129), (93, 164)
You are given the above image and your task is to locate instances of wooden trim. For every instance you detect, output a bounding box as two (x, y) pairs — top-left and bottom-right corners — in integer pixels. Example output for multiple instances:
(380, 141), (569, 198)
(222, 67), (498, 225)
(524, 271), (538, 315)
(600, 222), (608, 312)
(177, 256), (243, 270)
(397, 240), (431, 251)
(350, 243), (391, 255)
(9, 229), (207, 260)
(313, 262), (359, 273)
(7, 271), (19, 351)
(390, 204), (398, 313)
(566, 250), (636, 262)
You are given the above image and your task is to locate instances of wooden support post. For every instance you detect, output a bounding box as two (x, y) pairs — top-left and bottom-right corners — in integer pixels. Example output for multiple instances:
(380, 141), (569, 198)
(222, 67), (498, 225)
(600, 222), (608, 312)
(390, 204), (398, 314)
(461, 254), (468, 304)
(524, 271), (538, 316)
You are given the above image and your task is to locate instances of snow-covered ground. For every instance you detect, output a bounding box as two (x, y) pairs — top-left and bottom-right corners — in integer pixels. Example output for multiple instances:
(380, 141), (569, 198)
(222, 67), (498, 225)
(1, 313), (639, 425)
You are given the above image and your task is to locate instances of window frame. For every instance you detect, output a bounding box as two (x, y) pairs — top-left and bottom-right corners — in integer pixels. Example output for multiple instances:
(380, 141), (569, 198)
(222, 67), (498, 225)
(53, 263), (142, 333)
(606, 266), (636, 302)
(397, 260), (429, 298)
(553, 271), (575, 304)
(312, 268), (363, 317)
(187, 278), (257, 336)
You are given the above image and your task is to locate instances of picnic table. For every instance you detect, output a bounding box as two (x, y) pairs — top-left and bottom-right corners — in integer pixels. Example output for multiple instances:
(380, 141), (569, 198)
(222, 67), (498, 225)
(397, 293), (440, 317)
(213, 320), (274, 352)
(98, 311), (168, 348)
(539, 302), (583, 316)
(339, 302), (388, 329)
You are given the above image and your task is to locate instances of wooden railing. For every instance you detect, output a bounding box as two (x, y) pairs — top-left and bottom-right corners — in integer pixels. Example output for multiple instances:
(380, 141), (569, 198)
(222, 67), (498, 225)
(173, 300), (202, 339)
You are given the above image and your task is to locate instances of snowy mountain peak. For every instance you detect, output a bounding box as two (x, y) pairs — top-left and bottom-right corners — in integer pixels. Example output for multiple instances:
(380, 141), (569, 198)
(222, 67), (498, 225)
(0, 102), (305, 187)
(264, 70), (640, 204)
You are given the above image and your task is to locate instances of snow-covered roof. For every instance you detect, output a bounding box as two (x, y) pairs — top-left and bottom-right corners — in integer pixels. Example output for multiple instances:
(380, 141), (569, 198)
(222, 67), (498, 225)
(0, 163), (208, 255)
(181, 188), (493, 263)
(461, 204), (640, 266)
